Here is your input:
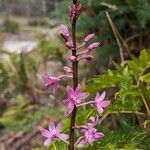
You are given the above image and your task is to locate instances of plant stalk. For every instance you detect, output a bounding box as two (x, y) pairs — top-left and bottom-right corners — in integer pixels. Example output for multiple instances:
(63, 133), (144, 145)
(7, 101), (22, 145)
(69, 0), (78, 149)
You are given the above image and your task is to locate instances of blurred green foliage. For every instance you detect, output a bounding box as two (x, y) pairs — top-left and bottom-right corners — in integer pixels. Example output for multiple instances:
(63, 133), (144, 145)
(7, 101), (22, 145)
(0, 63), (9, 93)
(38, 34), (66, 64)
(3, 19), (20, 33)
(0, 35), (65, 133)
(86, 50), (150, 113)
(0, 94), (61, 133)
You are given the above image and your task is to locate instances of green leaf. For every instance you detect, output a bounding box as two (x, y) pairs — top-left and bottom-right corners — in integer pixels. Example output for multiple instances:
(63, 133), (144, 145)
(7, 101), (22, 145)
(140, 73), (150, 83)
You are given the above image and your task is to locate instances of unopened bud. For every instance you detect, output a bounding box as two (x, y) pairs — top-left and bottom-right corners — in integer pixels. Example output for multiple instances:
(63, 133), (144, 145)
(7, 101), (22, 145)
(84, 55), (94, 61)
(69, 4), (81, 23)
(84, 33), (95, 43)
(69, 56), (77, 62)
(63, 66), (72, 73)
(87, 42), (100, 51)
(60, 24), (70, 42)
(66, 41), (74, 49)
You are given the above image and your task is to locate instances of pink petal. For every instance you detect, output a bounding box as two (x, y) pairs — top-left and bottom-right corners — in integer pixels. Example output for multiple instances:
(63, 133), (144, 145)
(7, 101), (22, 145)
(44, 138), (52, 146)
(77, 92), (89, 100)
(56, 123), (62, 134)
(95, 93), (100, 102)
(66, 86), (74, 96)
(100, 100), (110, 108)
(89, 116), (95, 123)
(78, 139), (86, 148)
(95, 132), (105, 138)
(75, 84), (81, 94)
(49, 122), (55, 132)
(96, 91), (106, 102)
(41, 129), (51, 138)
(59, 134), (69, 140)
(65, 102), (74, 116)
(96, 105), (104, 114)
(63, 98), (71, 104)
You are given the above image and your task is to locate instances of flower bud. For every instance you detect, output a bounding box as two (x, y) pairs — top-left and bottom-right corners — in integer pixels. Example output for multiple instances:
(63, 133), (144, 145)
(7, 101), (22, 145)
(60, 24), (70, 42)
(68, 56), (77, 62)
(69, 4), (81, 23)
(87, 42), (100, 51)
(84, 55), (94, 61)
(66, 41), (74, 49)
(84, 33), (95, 43)
(63, 66), (72, 73)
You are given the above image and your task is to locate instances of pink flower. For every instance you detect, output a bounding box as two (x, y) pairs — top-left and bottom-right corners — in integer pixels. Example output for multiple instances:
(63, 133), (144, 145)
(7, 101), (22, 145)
(63, 84), (89, 115)
(60, 24), (70, 42)
(41, 122), (69, 147)
(69, 4), (81, 22)
(42, 74), (60, 93)
(81, 116), (99, 129)
(87, 42), (100, 52)
(93, 91), (110, 114)
(84, 34), (95, 43)
(63, 66), (72, 73)
(78, 128), (104, 147)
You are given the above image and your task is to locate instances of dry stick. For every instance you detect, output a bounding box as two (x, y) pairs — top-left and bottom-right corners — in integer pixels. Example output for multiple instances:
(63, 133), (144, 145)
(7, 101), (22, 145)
(112, 22), (133, 59)
(137, 79), (150, 118)
(140, 93), (150, 118)
(105, 11), (124, 63)
(99, 111), (147, 124)
(105, 12), (133, 61)
(69, 0), (78, 149)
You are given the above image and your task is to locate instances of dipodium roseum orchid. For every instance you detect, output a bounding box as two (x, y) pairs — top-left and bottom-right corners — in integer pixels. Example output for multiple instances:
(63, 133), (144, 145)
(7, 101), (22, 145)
(42, 74), (60, 94)
(78, 128), (104, 147)
(81, 116), (99, 129)
(93, 91), (111, 114)
(63, 84), (89, 116)
(78, 128), (104, 148)
(77, 116), (104, 147)
(41, 122), (69, 146)
(41, 0), (111, 149)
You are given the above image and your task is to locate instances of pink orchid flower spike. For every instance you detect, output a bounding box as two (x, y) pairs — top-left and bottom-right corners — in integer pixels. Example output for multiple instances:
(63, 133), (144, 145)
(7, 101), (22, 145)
(41, 122), (69, 147)
(93, 91), (111, 114)
(63, 84), (89, 116)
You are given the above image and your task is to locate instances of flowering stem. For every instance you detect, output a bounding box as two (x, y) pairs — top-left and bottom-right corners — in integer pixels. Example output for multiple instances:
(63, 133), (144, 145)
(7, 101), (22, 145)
(77, 50), (89, 56)
(74, 136), (84, 147)
(69, 1), (78, 150)
(77, 101), (93, 107)
(76, 43), (85, 50)
(59, 75), (73, 79)
(59, 137), (69, 145)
